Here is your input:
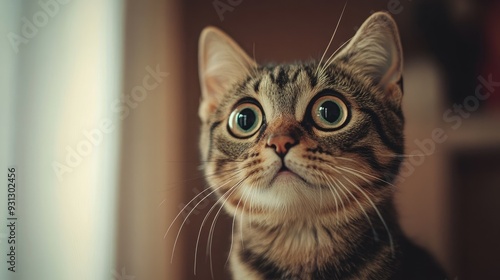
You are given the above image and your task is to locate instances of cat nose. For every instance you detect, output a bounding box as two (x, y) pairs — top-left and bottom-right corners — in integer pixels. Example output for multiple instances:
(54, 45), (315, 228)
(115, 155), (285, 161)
(266, 134), (297, 157)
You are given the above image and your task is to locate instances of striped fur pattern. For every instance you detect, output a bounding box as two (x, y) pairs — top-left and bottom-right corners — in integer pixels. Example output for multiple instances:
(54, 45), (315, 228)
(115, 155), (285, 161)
(197, 12), (444, 280)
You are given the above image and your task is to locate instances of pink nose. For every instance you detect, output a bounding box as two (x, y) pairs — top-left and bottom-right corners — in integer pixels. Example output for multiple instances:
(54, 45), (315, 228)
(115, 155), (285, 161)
(266, 134), (297, 156)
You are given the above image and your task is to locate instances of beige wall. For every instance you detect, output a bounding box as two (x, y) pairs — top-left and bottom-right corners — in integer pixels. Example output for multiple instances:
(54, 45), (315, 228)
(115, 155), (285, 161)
(116, 0), (184, 279)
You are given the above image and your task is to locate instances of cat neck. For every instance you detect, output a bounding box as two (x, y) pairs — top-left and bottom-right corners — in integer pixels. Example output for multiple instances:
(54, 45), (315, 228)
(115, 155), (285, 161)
(232, 200), (403, 278)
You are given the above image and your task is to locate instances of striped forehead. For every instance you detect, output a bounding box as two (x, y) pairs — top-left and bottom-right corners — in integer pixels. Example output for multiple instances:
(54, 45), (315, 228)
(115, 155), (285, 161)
(236, 64), (320, 120)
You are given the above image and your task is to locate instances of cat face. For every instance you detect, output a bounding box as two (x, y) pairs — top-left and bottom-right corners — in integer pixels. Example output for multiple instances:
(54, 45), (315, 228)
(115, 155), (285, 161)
(198, 12), (404, 220)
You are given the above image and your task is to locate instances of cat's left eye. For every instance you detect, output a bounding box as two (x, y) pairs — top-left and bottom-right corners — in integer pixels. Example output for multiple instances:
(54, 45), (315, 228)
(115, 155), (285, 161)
(311, 95), (349, 130)
(228, 102), (263, 138)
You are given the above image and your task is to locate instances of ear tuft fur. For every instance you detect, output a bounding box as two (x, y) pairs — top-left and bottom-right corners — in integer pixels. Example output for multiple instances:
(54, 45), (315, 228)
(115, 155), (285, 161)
(335, 12), (403, 90)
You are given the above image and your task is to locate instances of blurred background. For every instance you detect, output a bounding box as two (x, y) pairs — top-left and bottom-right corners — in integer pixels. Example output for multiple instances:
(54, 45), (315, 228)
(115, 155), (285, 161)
(1, 0), (499, 279)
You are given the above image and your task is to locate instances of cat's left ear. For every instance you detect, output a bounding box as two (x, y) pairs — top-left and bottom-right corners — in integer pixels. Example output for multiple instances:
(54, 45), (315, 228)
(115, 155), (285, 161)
(198, 27), (256, 122)
(335, 12), (403, 96)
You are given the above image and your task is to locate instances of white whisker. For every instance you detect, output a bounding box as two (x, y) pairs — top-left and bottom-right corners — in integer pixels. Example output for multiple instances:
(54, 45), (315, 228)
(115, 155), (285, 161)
(337, 165), (397, 188)
(342, 175), (394, 255)
(226, 186), (249, 266)
(313, 170), (341, 222)
(165, 170), (240, 243)
(315, 1), (348, 76)
(320, 37), (352, 74)
(320, 169), (348, 222)
(169, 182), (219, 264)
(335, 156), (358, 163)
(207, 180), (242, 278)
(158, 199), (165, 208)
(165, 186), (212, 240)
(334, 176), (378, 241)
(193, 176), (244, 275)
(239, 187), (253, 248)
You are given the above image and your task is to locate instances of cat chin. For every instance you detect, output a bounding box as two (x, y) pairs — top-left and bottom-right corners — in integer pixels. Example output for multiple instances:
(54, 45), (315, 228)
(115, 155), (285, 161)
(244, 179), (328, 211)
(270, 170), (306, 185)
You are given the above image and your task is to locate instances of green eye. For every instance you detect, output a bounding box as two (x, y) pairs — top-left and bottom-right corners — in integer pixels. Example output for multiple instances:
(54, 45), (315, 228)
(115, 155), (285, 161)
(228, 102), (263, 138)
(311, 95), (348, 130)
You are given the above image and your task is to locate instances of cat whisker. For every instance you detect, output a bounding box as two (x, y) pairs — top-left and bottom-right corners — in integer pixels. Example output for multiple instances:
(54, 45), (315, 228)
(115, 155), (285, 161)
(160, 166), (241, 193)
(198, 161), (244, 173)
(226, 185), (250, 267)
(198, 160), (245, 165)
(169, 172), (241, 264)
(330, 163), (396, 250)
(158, 199), (166, 208)
(314, 170), (341, 223)
(165, 186), (213, 240)
(333, 158), (398, 187)
(320, 36), (352, 74)
(165, 168), (241, 239)
(239, 187), (253, 249)
(203, 166), (244, 179)
(336, 165), (397, 188)
(169, 184), (217, 264)
(315, 1), (348, 77)
(319, 177), (324, 208)
(334, 176), (378, 241)
(250, 42), (260, 79)
(193, 175), (244, 275)
(331, 178), (350, 225)
(335, 156), (358, 163)
(248, 185), (257, 230)
(342, 175), (395, 255)
(207, 180), (242, 278)
(376, 153), (426, 158)
(318, 170), (348, 224)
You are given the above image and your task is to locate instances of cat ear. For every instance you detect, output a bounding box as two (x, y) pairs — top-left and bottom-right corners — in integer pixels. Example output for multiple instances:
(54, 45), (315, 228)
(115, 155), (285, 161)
(335, 12), (403, 90)
(198, 27), (256, 121)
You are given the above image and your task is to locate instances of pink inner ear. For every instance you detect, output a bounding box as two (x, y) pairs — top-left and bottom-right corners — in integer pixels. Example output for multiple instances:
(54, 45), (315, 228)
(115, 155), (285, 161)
(200, 80), (219, 115)
(379, 51), (401, 89)
(198, 97), (217, 121)
(384, 82), (403, 105)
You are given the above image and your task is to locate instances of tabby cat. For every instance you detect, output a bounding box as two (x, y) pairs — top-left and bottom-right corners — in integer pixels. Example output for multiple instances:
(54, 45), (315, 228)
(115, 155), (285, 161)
(197, 11), (446, 280)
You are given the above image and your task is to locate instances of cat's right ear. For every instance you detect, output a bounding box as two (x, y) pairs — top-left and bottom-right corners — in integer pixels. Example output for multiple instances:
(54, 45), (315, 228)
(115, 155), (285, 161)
(198, 27), (256, 122)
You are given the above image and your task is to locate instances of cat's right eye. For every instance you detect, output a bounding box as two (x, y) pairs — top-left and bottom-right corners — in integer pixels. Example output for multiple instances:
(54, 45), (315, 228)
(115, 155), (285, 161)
(228, 102), (263, 138)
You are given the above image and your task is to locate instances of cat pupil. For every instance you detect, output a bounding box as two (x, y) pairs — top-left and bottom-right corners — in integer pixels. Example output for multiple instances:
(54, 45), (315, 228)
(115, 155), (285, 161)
(237, 108), (256, 131)
(319, 101), (341, 123)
